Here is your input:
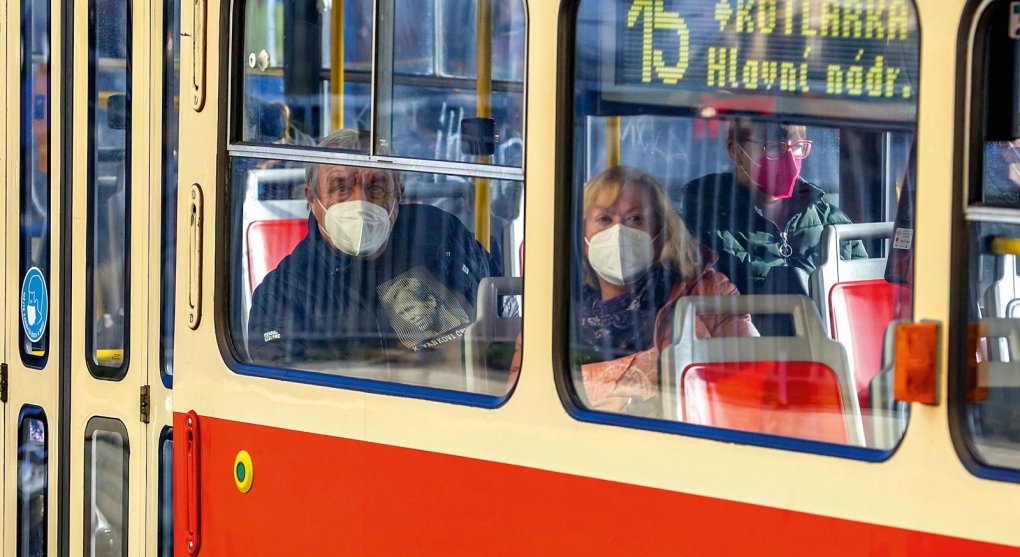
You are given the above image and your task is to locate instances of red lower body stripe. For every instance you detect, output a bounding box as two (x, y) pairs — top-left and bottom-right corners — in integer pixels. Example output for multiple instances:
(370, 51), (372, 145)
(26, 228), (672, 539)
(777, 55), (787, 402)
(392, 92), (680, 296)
(173, 413), (1019, 556)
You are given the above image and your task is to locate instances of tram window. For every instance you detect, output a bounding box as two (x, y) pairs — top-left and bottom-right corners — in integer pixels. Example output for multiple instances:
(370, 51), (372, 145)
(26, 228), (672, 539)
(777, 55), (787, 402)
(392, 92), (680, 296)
(86, 0), (131, 378)
(157, 428), (173, 557)
(240, 0), (374, 150)
(383, 0), (526, 167)
(17, 408), (47, 557)
(955, 0), (1020, 475)
(160, 0), (181, 386)
(961, 223), (1020, 470)
(237, 0), (526, 169)
(84, 418), (128, 557)
(565, 0), (918, 454)
(19, 0), (51, 367)
(226, 149), (524, 397)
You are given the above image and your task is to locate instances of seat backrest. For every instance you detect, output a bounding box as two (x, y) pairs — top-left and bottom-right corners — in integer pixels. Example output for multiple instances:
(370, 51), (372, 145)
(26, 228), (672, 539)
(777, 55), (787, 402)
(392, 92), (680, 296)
(463, 277), (523, 395)
(810, 223), (904, 407)
(809, 222), (894, 336)
(830, 279), (910, 403)
(682, 361), (849, 444)
(660, 294), (864, 446)
(246, 219), (309, 293)
(984, 253), (1020, 319)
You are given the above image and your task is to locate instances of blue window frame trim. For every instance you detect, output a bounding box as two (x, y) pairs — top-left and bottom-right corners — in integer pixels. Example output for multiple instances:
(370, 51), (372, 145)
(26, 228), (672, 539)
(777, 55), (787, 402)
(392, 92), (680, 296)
(227, 360), (516, 409)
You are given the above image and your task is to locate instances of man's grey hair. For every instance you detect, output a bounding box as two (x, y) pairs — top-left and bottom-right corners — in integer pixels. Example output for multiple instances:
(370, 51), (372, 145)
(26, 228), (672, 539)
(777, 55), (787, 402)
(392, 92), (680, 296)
(305, 129), (369, 191)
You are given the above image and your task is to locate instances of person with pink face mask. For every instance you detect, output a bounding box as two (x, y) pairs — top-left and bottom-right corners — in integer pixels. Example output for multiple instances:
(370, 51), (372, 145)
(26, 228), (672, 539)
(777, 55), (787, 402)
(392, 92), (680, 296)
(678, 119), (866, 312)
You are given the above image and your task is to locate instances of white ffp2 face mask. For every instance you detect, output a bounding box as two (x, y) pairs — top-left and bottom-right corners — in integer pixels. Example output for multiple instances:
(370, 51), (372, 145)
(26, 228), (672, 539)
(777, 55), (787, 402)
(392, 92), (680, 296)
(316, 198), (394, 257)
(585, 224), (655, 286)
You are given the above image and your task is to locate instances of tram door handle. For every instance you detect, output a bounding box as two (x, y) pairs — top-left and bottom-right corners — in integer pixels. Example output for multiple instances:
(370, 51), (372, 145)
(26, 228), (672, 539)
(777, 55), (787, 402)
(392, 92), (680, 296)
(190, 0), (207, 110)
(184, 411), (202, 555)
(187, 184), (204, 330)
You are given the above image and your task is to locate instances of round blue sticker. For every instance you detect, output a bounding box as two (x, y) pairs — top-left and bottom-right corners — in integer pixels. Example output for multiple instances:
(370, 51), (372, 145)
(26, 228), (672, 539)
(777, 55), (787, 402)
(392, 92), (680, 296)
(21, 267), (48, 343)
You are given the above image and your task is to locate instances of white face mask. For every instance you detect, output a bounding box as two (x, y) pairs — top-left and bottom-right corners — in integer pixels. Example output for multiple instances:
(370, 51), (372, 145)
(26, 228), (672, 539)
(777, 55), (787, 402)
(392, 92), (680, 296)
(316, 198), (395, 257)
(585, 224), (656, 286)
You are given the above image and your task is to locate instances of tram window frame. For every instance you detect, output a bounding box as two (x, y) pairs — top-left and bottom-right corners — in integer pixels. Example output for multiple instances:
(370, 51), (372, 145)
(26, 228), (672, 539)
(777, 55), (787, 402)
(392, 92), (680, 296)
(159, 0), (182, 388)
(554, 0), (919, 461)
(216, 0), (528, 407)
(84, 0), (133, 380)
(83, 417), (129, 557)
(948, 0), (1020, 483)
(19, 0), (52, 368)
(17, 406), (48, 557)
(220, 157), (525, 406)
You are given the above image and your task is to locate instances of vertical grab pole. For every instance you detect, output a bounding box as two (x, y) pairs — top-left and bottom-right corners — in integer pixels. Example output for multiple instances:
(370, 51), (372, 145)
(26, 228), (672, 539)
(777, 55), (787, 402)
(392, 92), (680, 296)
(474, 0), (493, 251)
(330, 0), (345, 130)
(606, 115), (621, 168)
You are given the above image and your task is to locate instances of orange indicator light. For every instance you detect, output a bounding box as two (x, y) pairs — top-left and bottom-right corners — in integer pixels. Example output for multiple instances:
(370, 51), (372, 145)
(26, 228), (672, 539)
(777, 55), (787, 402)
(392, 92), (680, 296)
(894, 322), (939, 405)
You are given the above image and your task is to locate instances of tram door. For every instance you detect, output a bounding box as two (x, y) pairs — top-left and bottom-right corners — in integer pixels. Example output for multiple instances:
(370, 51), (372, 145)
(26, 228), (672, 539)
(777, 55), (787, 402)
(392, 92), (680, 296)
(67, 0), (150, 554)
(3, 0), (60, 554)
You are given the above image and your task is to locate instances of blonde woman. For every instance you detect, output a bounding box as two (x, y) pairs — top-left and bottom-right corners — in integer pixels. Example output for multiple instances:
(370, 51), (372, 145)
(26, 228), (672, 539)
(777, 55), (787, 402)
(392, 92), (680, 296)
(577, 166), (757, 414)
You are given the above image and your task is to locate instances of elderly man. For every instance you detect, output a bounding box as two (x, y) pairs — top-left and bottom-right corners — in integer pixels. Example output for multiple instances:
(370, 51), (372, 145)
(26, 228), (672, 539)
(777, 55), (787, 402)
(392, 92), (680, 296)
(247, 129), (493, 365)
(678, 119), (865, 298)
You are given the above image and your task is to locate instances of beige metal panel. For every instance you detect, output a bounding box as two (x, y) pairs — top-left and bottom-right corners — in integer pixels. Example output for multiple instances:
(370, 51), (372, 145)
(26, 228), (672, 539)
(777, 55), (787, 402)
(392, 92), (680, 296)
(173, 0), (1020, 551)
(2, 0), (65, 553)
(67, 0), (151, 555)
(1, 0), (8, 554)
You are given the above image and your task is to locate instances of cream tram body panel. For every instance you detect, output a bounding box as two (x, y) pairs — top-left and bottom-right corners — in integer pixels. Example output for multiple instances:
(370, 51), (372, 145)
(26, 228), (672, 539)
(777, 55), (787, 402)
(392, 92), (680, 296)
(67, 0), (153, 555)
(165, 0), (1020, 552)
(2, 0), (64, 553)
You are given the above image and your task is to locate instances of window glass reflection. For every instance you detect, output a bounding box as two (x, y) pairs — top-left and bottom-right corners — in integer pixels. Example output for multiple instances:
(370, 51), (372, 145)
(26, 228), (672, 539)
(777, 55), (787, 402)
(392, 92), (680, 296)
(239, 0), (526, 168)
(160, 0), (181, 384)
(18, 411), (47, 557)
(87, 0), (132, 376)
(158, 429), (173, 557)
(20, 0), (51, 365)
(963, 221), (1020, 469)
(568, 0), (918, 452)
(230, 140), (524, 395)
(86, 422), (127, 557)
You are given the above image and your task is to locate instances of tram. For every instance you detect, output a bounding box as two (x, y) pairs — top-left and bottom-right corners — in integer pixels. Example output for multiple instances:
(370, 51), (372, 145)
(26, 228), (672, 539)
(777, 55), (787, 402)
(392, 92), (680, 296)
(1, 0), (1020, 554)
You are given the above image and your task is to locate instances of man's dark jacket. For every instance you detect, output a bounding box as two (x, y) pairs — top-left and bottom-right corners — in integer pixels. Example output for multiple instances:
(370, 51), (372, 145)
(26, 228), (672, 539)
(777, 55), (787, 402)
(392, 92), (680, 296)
(246, 203), (492, 365)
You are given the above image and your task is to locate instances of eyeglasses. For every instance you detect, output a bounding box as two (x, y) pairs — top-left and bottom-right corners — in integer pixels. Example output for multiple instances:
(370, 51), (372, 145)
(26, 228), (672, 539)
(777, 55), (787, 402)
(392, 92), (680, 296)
(746, 139), (813, 160)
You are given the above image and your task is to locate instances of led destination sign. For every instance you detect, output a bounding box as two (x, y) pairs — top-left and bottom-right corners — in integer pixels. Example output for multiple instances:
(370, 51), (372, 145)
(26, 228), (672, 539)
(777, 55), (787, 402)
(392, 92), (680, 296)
(613, 0), (919, 121)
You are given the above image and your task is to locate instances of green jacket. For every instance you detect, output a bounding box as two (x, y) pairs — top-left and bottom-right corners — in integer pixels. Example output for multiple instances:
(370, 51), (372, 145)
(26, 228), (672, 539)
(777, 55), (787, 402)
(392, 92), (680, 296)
(677, 172), (866, 294)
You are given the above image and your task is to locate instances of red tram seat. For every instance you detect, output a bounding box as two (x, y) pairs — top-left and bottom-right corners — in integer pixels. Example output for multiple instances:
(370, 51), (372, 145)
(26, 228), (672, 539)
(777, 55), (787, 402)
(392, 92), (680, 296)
(829, 279), (911, 403)
(246, 218), (308, 293)
(682, 361), (848, 444)
(661, 294), (864, 446)
(809, 223), (906, 407)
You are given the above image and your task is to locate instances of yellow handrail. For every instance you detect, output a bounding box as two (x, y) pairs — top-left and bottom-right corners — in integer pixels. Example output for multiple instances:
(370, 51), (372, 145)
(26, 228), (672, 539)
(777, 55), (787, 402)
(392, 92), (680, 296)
(330, 0), (345, 130)
(606, 116), (621, 168)
(474, 0), (493, 251)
